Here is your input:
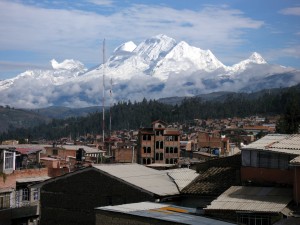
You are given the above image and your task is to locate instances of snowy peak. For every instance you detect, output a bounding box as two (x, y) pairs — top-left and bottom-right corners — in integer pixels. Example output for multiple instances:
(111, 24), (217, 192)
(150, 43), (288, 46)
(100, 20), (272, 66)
(113, 41), (137, 54)
(152, 40), (225, 80)
(230, 52), (267, 73)
(133, 34), (177, 62)
(51, 59), (86, 71)
(249, 52), (267, 64)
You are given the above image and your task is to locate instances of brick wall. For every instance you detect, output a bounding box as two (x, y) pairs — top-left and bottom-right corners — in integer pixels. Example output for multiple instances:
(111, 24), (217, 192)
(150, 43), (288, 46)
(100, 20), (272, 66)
(95, 210), (184, 225)
(40, 169), (155, 225)
(0, 168), (48, 189)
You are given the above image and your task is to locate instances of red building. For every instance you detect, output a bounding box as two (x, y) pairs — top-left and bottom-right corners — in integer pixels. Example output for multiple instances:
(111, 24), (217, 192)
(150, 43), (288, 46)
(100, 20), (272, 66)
(138, 120), (180, 165)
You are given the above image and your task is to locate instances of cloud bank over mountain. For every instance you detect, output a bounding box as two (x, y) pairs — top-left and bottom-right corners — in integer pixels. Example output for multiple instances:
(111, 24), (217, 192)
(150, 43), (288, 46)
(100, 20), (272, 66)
(0, 35), (299, 108)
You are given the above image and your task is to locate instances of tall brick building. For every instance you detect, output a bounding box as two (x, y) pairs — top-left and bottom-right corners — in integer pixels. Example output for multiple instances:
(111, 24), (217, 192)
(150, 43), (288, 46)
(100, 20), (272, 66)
(138, 120), (180, 165)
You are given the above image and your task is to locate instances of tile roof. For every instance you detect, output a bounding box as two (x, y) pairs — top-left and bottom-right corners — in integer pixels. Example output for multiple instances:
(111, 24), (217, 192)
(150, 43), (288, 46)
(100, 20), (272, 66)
(182, 167), (240, 196)
(96, 202), (235, 225)
(242, 134), (300, 155)
(205, 186), (292, 213)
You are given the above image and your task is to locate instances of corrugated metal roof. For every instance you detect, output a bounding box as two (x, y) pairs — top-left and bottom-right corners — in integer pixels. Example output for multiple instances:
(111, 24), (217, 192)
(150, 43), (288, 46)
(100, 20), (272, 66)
(96, 202), (235, 225)
(167, 168), (199, 191)
(205, 186), (292, 213)
(242, 134), (300, 155)
(93, 164), (180, 196)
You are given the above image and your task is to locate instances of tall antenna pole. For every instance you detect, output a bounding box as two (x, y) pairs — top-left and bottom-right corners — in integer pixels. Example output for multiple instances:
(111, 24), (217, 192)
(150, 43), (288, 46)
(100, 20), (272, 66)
(109, 75), (112, 136)
(102, 39), (105, 145)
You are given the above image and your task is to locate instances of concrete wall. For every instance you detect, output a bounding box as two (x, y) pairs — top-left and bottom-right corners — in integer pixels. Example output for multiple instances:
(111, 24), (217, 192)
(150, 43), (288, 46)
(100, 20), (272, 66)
(40, 169), (155, 225)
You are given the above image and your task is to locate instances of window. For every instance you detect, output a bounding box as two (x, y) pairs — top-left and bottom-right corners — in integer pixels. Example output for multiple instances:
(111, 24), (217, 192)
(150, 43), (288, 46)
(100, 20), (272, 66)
(0, 193), (10, 209)
(147, 158), (151, 164)
(166, 147), (169, 153)
(242, 150), (291, 169)
(143, 158), (147, 164)
(32, 188), (39, 201)
(52, 149), (58, 155)
(174, 147), (178, 153)
(155, 153), (159, 161)
(160, 141), (164, 149)
(4, 152), (14, 170)
(166, 159), (169, 164)
(147, 147), (151, 153)
(237, 214), (271, 225)
(156, 141), (159, 149)
(143, 135), (151, 140)
(160, 153), (163, 160)
(174, 136), (178, 141)
(143, 147), (147, 153)
(170, 147), (174, 153)
(22, 188), (29, 201)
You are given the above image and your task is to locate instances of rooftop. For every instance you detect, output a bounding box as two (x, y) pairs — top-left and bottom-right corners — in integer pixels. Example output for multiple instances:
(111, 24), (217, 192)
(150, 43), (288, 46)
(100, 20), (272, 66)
(93, 164), (180, 196)
(242, 134), (300, 155)
(205, 186), (293, 213)
(96, 202), (235, 225)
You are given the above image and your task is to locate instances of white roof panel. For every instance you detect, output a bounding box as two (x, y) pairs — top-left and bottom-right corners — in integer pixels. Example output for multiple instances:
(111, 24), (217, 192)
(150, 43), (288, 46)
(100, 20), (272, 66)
(93, 164), (180, 196)
(167, 168), (199, 191)
(242, 134), (300, 155)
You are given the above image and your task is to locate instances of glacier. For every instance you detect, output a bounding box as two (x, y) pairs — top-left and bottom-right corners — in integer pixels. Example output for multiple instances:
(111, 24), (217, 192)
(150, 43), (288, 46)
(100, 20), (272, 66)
(0, 34), (299, 108)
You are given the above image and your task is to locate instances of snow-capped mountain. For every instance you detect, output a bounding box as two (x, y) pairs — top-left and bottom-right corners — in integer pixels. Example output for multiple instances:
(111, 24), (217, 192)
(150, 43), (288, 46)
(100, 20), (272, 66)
(0, 34), (299, 108)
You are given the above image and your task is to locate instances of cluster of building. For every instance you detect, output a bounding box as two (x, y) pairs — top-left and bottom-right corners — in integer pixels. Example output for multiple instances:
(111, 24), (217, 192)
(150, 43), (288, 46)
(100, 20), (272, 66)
(1, 119), (299, 225)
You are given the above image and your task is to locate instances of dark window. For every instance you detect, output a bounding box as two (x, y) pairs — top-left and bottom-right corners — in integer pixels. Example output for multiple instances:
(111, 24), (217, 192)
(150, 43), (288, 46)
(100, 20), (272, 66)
(174, 147), (178, 153)
(156, 141), (159, 149)
(147, 147), (151, 153)
(143, 147), (146, 153)
(143, 158), (146, 164)
(155, 153), (159, 161)
(52, 149), (58, 155)
(160, 141), (164, 149)
(143, 135), (146, 140)
(160, 153), (163, 160)
(147, 158), (151, 164)
(175, 136), (178, 141)
(166, 147), (169, 153)
(170, 147), (174, 153)
(166, 159), (169, 164)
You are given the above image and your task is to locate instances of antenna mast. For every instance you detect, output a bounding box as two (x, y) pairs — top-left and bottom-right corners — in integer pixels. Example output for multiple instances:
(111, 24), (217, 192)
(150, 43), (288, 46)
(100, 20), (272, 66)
(102, 39), (105, 145)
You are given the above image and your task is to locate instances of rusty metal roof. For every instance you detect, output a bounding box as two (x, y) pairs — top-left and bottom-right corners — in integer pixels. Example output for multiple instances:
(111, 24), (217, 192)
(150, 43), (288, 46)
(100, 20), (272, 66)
(96, 202), (235, 225)
(205, 186), (292, 213)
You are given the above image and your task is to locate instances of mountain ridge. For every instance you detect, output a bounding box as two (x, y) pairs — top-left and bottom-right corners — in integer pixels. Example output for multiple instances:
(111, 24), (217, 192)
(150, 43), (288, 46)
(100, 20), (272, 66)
(0, 34), (299, 108)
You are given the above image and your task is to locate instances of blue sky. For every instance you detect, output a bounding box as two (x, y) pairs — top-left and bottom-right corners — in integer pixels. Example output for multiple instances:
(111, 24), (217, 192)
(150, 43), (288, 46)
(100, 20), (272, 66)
(0, 0), (299, 79)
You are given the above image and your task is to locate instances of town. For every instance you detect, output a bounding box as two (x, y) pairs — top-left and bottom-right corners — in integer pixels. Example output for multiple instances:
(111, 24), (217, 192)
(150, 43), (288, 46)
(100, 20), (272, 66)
(1, 115), (299, 225)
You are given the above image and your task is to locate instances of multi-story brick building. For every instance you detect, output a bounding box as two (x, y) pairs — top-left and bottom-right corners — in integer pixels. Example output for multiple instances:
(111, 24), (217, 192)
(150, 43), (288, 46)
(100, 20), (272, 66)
(138, 120), (180, 165)
(197, 131), (230, 156)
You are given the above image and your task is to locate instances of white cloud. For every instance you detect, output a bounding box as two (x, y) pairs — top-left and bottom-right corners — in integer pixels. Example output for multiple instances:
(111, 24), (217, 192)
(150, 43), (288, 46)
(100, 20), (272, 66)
(86, 0), (114, 6)
(279, 7), (300, 16)
(0, 0), (264, 71)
